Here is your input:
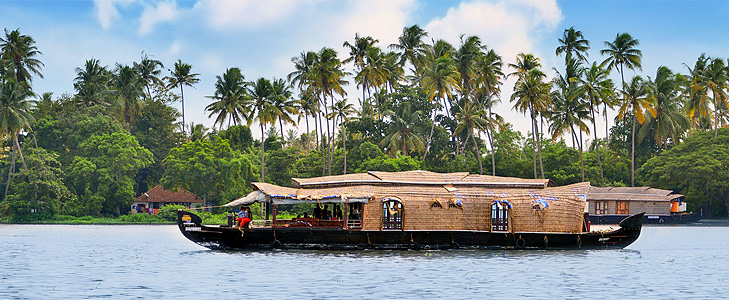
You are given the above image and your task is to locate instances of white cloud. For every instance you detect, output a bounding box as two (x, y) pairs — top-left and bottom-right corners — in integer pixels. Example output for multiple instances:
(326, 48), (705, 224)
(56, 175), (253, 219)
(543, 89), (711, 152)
(93, 0), (135, 29)
(167, 39), (182, 56)
(139, 0), (180, 35)
(193, 0), (307, 29)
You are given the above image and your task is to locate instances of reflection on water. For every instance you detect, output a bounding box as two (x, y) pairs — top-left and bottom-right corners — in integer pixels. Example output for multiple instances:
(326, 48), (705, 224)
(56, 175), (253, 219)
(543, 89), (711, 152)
(1, 225), (728, 299)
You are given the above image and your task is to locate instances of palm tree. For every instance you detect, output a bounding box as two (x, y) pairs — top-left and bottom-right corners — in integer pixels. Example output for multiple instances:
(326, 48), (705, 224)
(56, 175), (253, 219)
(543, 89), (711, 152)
(617, 76), (654, 186)
(549, 76), (591, 181)
(188, 122), (208, 142)
(474, 48), (504, 175)
(576, 62), (613, 185)
(455, 35), (483, 98)
(288, 51), (319, 149)
(271, 78), (298, 139)
(296, 91), (318, 154)
(355, 46), (387, 117)
(389, 25), (428, 72)
(248, 78), (275, 182)
(453, 99), (489, 174)
(511, 68), (550, 179)
(382, 51), (404, 93)
(166, 60), (200, 135)
(311, 47), (348, 175)
(328, 99), (356, 174)
(703, 58), (729, 137)
(379, 102), (425, 157)
(556, 27), (590, 63)
(109, 64), (144, 124)
(420, 55), (460, 159)
(684, 54), (711, 130)
(0, 29), (44, 85)
(73, 58), (110, 107)
(640, 66), (690, 149)
(205, 67), (248, 129)
(134, 52), (164, 100)
(343, 33), (378, 69)
(0, 78), (35, 199)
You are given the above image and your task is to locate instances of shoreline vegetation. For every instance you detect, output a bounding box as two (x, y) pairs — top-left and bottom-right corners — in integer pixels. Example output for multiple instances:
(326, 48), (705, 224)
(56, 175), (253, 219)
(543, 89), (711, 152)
(2, 25), (729, 225)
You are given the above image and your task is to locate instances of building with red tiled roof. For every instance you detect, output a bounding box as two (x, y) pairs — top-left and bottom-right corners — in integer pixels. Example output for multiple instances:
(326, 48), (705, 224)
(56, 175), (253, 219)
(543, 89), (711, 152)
(131, 185), (203, 215)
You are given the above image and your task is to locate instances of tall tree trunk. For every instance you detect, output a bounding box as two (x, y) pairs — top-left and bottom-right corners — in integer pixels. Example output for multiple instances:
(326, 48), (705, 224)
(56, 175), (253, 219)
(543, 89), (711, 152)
(342, 119), (347, 175)
(260, 122), (265, 182)
(327, 94), (334, 176)
(14, 135), (28, 176)
(460, 132), (471, 155)
(631, 112), (636, 187)
(530, 107), (537, 179)
(423, 105), (438, 160)
(279, 117), (285, 141)
(592, 107), (605, 185)
(180, 86), (186, 135)
(536, 117), (544, 179)
(305, 114), (310, 154)
(571, 124), (585, 182)
(4, 146), (17, 200)
(604, 103), (610, 141)
(486, 125), (496, 176)
(471, 129), (483, 175)
(318, 109), (325, 176)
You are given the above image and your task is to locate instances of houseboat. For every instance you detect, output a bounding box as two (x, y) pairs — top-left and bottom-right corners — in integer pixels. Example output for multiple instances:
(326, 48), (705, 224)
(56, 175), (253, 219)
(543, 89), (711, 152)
(587, 187), (705, 225)
(177, 171), (644, 250)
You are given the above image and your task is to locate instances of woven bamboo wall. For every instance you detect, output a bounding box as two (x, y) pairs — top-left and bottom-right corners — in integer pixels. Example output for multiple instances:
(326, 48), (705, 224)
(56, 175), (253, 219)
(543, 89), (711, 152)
(589, 200), (668, 215)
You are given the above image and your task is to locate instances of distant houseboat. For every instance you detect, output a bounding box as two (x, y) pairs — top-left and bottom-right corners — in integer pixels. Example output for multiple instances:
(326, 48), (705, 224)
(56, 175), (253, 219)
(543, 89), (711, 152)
(177, 171), (643, 250)
(587, 187), (705, 225)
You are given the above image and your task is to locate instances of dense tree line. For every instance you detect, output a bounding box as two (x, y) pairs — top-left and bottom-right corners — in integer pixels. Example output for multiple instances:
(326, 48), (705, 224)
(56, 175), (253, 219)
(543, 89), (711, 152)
(2, 25), (729, 222)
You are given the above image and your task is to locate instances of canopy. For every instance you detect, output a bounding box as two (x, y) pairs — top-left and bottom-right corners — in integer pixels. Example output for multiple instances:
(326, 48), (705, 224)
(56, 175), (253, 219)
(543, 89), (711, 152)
(224, 190), (266, 207)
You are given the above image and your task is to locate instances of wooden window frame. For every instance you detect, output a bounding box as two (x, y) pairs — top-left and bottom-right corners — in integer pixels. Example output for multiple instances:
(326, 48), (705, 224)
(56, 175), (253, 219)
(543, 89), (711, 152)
(616, 201), (629, 215)
(595, 201), (608, 215)
(491, 201), (509, 232)
(382, 197), (403, 230)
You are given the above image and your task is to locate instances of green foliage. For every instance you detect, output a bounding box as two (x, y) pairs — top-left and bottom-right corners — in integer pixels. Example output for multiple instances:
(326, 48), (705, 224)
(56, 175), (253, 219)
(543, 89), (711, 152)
(161, 137), (254, 206)
(157, 204), (186, 221)
(216, 125), (253, 151)
(356, 154), (420, 172)
(639, 129), (729, 217)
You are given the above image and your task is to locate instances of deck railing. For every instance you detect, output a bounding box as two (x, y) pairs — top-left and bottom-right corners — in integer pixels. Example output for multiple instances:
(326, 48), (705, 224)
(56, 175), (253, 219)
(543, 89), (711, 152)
(250, 218), (356, 229)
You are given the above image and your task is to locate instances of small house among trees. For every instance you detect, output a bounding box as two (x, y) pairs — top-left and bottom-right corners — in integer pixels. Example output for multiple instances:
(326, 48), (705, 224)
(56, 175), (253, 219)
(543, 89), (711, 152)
(132, 185), (203, 214)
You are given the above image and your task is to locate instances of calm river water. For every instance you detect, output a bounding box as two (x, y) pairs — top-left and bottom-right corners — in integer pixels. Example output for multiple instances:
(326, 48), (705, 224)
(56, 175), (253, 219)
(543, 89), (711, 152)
(1, 224), (728, 300)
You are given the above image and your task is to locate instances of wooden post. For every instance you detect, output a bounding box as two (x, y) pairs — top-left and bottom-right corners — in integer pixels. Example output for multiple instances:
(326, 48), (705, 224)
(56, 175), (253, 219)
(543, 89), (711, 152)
(265, 201), (270, 220)
(343, 202), (349, 230)
(272, 204), (277, 227)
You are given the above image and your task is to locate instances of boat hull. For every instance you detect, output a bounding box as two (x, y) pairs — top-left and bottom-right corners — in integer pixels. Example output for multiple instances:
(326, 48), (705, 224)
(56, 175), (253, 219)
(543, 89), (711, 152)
(177, 211), (644, 250)
(590, 209), (704, 225)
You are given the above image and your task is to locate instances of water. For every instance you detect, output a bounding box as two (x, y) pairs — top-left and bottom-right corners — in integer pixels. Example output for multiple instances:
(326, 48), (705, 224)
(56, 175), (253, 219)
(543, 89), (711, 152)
(1, 224), (728, 300)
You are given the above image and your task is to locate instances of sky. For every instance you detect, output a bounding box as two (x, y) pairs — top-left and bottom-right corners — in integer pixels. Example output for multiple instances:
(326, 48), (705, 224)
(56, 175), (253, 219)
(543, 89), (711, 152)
(3, 0), (729, 142)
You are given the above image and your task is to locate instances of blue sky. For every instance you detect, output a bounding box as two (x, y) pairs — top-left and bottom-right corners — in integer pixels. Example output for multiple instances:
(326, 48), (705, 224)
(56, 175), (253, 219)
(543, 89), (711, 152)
(2, 0), (728, 140)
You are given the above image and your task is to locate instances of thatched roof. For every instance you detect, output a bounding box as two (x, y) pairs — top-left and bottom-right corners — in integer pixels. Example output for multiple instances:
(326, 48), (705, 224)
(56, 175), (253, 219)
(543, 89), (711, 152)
(291, 170), (551, 189)
(135, 185), (203, 203)
(588, 186), (683, 202)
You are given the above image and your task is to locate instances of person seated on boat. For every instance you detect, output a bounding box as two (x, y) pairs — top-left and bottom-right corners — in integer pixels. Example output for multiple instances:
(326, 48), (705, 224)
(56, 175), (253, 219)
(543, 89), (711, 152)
(334, 205), (342, 220)
(237, 207), (252, 228)
(323, 205), (331, 220)
(313, 205), (322, 219)
(303, 212), (310, 219)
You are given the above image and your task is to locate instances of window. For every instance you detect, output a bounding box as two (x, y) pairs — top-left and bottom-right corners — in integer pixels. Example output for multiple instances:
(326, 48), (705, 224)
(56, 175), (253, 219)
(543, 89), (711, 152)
(595, 201), (608, 215)
(616, 201), (629, 215)
(382, 198), (403, 230)
(429, 199), (443, 209)
(491, 201), (509, 231)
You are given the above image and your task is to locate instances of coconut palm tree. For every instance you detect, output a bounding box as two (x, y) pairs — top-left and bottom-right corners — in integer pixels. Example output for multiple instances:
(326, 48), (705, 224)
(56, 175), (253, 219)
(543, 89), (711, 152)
(109, 64), (144, 124)
(382, 51), (404, 93)
(0, 29), (44, 86)
(188, 122), (208, 142)
(297, 91), (318, 153)
(455, 35), (483, 98)
(343, 33), (378, 69)
(380, 102), (425, 157)
(355, 46), (387, 117)
(684, 54), (711, 130)
(166, 60), (200, 135)
(248, 78), (276, 182)
(288, 51), (319, 149)
(453, 99), (489, 174)
(271, 78), (298, 139)
(205, 67), (248, 129)
(703, 58), (729, 137)
(576, 62), (613, 185)
(556, 27), (590, 63)
(601, 32), (642, 97)
(73, 58), (110, 107)
(420, 55), (460, 159)
(617, 76), (654, 186)
(134, 52), (164, 100)
(511, 68), (550, 179)
(474, 48), (504, 175)
(389, 25), (428, 72)
(640, 66), (690, 149)
(328, 99), (356, 174)
(549, 76), (591, 181)
(311, 47), (348, 175)
(0, 78), (35, 199)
